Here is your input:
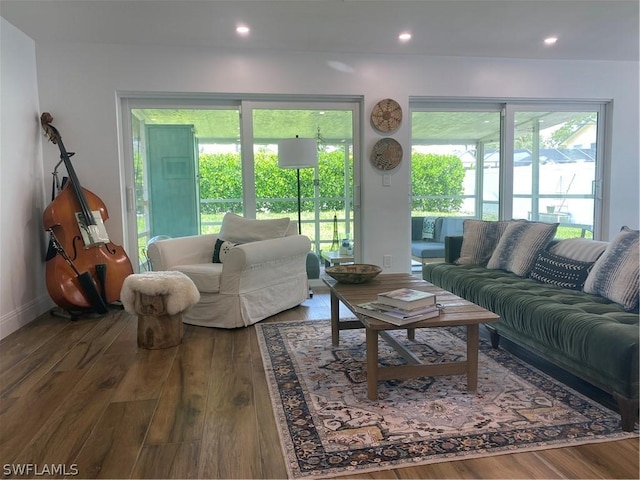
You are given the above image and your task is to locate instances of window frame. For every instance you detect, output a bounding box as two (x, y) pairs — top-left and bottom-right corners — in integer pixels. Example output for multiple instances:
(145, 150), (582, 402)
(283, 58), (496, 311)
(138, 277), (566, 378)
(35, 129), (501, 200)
(409, 98), (609, 239)
(118, 94), (362, 270)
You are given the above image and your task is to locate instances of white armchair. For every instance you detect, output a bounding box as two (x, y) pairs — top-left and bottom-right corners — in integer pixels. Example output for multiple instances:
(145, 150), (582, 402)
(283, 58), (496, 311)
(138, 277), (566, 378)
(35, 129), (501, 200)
(146, 214), (311, 328)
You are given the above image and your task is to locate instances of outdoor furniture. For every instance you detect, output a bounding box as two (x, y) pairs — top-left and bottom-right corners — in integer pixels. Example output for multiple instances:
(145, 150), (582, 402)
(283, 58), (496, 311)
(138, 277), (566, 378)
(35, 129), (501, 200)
(411, 216), (467, 265)
(320, 250), (355, 267)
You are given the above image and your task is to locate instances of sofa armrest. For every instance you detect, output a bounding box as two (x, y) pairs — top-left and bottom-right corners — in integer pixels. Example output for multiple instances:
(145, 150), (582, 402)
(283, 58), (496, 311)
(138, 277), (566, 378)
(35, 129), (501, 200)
(147, 234), (219, 271)
(444, 235), (463, 263)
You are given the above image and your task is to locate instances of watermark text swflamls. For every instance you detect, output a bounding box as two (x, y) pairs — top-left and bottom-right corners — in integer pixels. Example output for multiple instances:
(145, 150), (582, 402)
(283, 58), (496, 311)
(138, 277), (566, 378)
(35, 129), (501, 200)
(3, 464), (79, 476)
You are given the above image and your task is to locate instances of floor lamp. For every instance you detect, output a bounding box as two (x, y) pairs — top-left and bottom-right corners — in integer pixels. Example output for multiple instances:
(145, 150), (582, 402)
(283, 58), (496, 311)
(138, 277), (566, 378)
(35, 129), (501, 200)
(278, 136), (318, 235)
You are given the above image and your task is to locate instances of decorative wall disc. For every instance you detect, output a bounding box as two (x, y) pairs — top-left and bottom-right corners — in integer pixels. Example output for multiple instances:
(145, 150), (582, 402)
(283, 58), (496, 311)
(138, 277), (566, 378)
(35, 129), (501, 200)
(371, 98), (402, 132)
(370, 138), (403, 171)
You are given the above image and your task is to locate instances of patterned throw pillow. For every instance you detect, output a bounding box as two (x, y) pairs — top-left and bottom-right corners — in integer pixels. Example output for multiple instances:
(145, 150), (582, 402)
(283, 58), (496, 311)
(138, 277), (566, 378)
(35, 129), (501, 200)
(212, 238), (238, 263)
(584, 226), (639, 311)
(456, 219), (511, 265)
(529, 251), (593, 290)
(422, 217), (437, 240)
(487, 220), (558, 277)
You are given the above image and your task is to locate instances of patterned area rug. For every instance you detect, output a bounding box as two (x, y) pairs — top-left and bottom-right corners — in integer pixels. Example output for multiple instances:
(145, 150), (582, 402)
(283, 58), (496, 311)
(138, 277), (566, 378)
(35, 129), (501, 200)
(256, 320), (636, 478)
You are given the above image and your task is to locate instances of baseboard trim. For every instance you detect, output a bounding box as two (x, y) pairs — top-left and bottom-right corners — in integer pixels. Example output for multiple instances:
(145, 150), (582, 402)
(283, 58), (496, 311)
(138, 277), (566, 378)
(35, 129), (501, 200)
(0, 294), (54, 340)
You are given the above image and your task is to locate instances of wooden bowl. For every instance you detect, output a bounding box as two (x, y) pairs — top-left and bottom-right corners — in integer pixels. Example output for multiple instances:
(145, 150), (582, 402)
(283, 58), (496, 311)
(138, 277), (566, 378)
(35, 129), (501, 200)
(325, 264), (382, 284)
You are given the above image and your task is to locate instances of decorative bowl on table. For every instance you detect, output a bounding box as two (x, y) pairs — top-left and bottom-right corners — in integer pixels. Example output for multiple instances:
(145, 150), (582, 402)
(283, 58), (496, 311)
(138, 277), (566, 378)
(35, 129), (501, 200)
(325, 264), (382, 284)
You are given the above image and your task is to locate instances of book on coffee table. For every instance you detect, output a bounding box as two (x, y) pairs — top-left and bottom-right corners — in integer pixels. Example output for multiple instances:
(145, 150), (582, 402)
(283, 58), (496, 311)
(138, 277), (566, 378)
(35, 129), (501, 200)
(372, 302), (439, 315)
(376, 288), (436, 310)
(354, 301), (440, 326)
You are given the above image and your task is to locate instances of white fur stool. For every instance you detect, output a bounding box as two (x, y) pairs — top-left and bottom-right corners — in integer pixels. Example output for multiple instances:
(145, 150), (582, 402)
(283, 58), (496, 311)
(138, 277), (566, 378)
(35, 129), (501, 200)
(121, 271), (200, 349)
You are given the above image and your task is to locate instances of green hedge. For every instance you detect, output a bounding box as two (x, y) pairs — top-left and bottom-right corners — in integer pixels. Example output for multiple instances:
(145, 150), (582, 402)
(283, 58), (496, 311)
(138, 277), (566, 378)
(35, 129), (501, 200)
(411, 153), (465, 212)
(141, 150), (464, 215)
(198, 150), (352, 214)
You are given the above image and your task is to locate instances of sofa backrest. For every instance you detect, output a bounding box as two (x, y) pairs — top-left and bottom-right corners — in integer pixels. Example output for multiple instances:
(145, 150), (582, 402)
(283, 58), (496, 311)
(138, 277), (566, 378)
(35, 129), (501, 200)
(437, 217), (467, 242)
(411, 216), (467, 242)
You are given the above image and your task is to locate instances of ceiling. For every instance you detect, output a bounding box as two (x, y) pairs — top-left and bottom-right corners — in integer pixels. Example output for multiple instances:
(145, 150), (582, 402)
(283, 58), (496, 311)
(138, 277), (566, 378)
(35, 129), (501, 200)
(1, 0), (638, 61)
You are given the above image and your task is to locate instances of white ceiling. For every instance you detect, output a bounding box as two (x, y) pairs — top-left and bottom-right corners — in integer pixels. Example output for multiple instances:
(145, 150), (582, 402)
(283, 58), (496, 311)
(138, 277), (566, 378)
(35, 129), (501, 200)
(1, 0), (638, 61)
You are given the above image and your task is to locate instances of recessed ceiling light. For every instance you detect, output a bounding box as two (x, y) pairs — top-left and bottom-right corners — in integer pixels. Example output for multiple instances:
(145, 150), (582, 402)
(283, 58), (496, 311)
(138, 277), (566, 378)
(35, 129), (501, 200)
(236, 25), (250, 35)
(398, 32), (412, 42)
(544, 36), (558, 46)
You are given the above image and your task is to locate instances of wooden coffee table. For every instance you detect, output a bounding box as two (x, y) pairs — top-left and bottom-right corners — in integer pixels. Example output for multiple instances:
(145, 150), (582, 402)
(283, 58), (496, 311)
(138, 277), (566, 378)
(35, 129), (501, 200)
(322, 273), (499, 400)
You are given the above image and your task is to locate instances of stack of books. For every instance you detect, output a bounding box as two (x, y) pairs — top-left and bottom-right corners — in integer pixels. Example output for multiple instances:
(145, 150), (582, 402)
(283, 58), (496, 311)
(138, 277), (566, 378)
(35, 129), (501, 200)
(354, 288), (440, 326)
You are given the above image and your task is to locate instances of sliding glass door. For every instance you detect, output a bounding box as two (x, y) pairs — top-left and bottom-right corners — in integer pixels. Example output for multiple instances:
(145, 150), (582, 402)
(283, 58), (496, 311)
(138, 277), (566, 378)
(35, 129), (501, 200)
(410, 100), (606, 245)
(248, 105), (354, 252)
(411, 105), (503, 220)
(129, 106), (242, 266)
(510, 108), (600, 239)
(122, 97), (359, 270)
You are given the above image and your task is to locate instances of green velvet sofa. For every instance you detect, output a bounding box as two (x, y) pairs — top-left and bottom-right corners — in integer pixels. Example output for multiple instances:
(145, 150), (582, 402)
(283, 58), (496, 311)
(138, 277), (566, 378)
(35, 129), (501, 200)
(423, 235), (639, 431)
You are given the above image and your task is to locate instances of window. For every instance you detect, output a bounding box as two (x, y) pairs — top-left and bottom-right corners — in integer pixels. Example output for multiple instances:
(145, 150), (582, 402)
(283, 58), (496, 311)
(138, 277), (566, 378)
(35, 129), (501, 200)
(411, 106), (502, 220)
(511, 109), (600, 239)
(410, 100), (605, 243)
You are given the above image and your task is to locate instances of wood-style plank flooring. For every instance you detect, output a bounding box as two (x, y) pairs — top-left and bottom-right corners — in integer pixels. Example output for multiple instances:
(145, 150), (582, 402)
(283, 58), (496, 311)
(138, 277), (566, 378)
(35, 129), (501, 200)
(1, 289), (637, 479)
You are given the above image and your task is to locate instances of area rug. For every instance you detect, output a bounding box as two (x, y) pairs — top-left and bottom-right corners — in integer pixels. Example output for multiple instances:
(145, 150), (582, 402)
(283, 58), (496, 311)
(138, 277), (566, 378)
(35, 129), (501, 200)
(255, 320), (637, 478)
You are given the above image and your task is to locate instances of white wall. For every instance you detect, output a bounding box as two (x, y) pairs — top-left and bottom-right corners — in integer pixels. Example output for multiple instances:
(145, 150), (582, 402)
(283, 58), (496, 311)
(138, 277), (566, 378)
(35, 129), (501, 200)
(1, 30), (638, 335)
(0, 18), (51, 338)
(32, 43), (638, 263)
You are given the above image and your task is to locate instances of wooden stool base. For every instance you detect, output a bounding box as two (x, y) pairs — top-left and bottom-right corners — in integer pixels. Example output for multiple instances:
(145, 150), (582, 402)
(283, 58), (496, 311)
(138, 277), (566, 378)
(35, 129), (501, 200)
(134, 292), (183, 349)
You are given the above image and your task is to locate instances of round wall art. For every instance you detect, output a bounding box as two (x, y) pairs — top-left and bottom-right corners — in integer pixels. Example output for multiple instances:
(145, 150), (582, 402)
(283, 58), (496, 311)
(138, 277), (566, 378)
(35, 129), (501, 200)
(370, 138), (403, 171)
(371, 98), (402, 133)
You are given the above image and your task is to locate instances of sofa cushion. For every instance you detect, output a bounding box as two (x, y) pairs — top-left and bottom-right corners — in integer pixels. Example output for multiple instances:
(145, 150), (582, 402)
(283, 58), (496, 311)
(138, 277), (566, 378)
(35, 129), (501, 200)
(412, 241), (445, 259)
(550, 238), (608, 262)
(456, 219), (511, 265)
(487, 220), (558, 276)
(218, 212), (291, 243)
(172, 263), (223, 293)
(584, 226), (639, 311)
(212, 238), (238, 263)
(529, 250), (593, 290)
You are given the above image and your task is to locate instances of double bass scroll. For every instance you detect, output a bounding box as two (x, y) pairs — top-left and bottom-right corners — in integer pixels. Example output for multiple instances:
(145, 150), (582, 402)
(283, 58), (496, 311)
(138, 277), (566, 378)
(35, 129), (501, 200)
(41, 112), (133, 313)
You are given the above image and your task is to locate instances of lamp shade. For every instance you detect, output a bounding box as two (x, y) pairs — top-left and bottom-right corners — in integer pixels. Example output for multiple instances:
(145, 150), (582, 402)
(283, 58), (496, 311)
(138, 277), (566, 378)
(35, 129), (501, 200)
(278, 137), (318, 169)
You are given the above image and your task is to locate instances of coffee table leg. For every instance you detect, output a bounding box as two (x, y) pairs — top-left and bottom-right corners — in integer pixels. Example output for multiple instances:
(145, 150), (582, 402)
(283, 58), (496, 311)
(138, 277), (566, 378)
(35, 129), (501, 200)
(407, 327), (415, 340)
(330, 291), (340, 346)
(467, 323), (479, 391)
(366, 328), (379, 400)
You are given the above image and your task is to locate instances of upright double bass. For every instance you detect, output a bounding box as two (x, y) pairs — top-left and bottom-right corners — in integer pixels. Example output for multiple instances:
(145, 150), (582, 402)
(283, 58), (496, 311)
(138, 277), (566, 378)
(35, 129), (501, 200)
(41, 112), (133, 314)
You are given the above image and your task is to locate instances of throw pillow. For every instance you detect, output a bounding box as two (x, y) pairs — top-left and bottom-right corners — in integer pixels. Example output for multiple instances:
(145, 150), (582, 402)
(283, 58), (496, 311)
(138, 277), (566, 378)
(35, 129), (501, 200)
(456, 219), (511, 265)
(529, 250), (593, 290)
(422, 217), (437, 240)
(212, 238), (238, 263)
(487, 220), (558, 277)
(218, 212), (290, 243)
(550, 238), (608, 262)
(583, 226), (639, 311)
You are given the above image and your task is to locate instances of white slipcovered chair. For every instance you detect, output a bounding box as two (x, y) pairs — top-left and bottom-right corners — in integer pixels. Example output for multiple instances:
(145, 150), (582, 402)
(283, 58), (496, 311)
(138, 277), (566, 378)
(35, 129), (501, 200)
(146, 213), (311, 328)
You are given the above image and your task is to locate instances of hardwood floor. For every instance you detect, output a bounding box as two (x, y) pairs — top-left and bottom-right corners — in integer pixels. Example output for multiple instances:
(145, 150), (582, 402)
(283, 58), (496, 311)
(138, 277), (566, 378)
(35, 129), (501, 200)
(1, 290), (637, 479)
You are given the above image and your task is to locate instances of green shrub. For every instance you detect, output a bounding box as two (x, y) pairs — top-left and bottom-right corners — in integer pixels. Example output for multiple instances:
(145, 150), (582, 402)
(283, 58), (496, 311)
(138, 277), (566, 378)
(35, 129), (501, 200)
(197, 150), (352, 214)
(411, 153), (465, 212)
(183, 150), (462, 215)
